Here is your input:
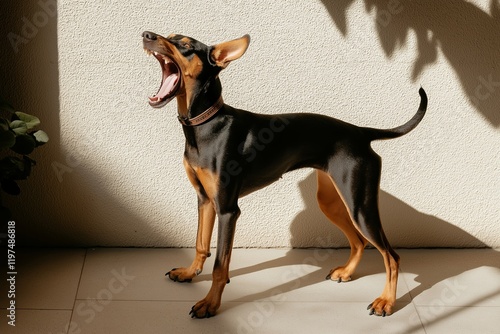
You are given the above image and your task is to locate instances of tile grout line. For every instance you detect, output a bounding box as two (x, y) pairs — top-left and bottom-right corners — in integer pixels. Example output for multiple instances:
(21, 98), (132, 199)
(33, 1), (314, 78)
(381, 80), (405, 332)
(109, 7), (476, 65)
(50, 248), (498, 333)
(398, 265), (428, 333)
(65, 248), (89, 334)
(411, 299), (429, 334)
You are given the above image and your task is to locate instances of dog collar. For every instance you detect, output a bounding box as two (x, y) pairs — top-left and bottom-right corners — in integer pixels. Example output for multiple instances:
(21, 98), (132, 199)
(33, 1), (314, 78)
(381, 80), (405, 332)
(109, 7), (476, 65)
(178, 96), (224, 126)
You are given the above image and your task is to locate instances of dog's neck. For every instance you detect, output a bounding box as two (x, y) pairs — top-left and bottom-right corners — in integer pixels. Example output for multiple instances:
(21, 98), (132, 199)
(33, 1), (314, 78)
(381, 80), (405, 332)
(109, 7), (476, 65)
(176, 76), (223, 122)
(178, 77), (225, 149)
(177, 96), (224, 126)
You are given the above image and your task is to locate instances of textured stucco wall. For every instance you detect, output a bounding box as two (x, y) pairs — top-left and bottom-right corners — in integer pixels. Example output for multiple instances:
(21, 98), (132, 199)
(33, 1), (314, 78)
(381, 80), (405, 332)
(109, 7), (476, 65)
(1, 0), (499, 247)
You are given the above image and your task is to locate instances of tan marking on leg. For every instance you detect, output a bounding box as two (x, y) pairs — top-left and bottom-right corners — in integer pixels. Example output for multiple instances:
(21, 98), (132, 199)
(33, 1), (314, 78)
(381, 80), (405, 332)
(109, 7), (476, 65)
(191, 201), (216, 272)
(184, 159), (220, 257)
(316, 170), (367, 281)
(190, 266), (227, 318)
(368, 248), (400, 316)
(193, 166), (219, 200)
(190, 210), (238, 318)
(316, 170), (399, 315)
(183, 158), (200, 189)
(168, 160), (217, 282)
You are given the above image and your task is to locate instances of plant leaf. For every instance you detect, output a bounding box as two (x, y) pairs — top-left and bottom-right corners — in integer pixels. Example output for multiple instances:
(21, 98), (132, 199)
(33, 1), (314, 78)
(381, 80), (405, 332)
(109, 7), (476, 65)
(0, 130), (16, 149)
(18, 156), (33, 179)
(0, 156), (32, 180)
(1, 179), (20, 196)
(0, 99), (15, 114)
(0, 118), (9, 132)
(33, 130), (49, 144)
(11, 134), (36, 155)
(10, 120), (28, 135)
(15, 111), (40, 129)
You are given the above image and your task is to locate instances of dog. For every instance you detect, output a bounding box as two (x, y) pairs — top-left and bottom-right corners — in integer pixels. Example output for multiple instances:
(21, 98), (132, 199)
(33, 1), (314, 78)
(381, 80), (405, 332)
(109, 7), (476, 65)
(142, 31), (427, 318)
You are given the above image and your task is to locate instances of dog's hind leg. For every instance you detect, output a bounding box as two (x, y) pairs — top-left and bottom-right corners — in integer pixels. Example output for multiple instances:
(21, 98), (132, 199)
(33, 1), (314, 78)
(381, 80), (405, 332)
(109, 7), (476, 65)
(326, 150), (400, 316)
(316, 170), (368, 282)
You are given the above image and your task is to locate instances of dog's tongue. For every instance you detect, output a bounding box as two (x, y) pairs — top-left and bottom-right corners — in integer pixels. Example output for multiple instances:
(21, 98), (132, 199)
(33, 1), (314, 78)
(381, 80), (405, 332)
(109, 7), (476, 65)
(155, 73), (179, 99)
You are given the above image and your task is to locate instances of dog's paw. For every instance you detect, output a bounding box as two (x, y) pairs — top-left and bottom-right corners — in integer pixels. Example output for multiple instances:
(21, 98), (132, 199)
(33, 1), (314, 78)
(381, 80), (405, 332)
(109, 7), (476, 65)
(166, 267), (198, 283)
(367, 297), (395, 317)
(189, 298), (219, 318)
(325, 266), (353, 283)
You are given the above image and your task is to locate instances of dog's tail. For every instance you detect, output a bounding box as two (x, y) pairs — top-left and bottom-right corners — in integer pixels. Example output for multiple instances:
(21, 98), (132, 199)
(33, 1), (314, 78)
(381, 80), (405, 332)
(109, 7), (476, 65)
(364, 87), (427, 141)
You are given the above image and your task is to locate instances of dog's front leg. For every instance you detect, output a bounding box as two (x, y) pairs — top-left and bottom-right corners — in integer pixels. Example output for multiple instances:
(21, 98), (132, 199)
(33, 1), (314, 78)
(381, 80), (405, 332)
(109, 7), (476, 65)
(167, 197), (216, 282)
(190, 207), (240, 318)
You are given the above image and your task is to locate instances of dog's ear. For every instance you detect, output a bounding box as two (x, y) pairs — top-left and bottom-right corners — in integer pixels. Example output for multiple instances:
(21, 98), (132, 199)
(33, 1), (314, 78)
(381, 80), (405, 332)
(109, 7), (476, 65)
(210, 35), (250, 68)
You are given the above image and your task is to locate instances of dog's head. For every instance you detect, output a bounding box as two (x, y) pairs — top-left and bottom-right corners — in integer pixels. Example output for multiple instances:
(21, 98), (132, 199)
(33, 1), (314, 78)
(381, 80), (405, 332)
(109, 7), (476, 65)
(142, 31), (250, 109)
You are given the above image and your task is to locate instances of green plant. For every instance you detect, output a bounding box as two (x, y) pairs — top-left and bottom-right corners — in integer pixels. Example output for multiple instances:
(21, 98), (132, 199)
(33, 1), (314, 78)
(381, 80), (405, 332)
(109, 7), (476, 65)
(0, 99), (49, 222)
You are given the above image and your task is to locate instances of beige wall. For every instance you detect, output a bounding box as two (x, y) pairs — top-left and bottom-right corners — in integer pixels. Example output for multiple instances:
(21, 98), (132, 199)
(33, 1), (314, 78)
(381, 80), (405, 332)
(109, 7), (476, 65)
(1, 0), (499, 247)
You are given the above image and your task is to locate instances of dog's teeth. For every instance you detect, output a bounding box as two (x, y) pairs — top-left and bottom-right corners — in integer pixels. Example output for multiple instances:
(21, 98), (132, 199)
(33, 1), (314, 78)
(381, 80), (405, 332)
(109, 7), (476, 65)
(164, 59), (170, 64)
(154, 51), (158, 56)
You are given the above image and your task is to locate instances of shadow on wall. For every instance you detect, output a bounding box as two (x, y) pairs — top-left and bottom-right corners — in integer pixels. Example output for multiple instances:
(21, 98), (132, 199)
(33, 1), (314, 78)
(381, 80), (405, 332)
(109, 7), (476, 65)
(0, 1), (174, 247)
(2, 2), (494, 247)
(321, 0), (500, 127)
(289, 172), (487, 248)
(218, 173), (496, 318)
(0, 1), (61, 243)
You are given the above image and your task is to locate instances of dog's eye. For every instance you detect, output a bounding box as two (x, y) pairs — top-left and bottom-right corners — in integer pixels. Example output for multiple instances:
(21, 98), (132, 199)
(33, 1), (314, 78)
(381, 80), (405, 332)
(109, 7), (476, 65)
(181, 42), (191, 49)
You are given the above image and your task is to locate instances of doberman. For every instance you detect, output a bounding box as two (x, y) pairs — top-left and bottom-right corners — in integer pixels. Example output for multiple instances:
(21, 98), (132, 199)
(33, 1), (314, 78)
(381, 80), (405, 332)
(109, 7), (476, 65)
(142, 31), (427, 318)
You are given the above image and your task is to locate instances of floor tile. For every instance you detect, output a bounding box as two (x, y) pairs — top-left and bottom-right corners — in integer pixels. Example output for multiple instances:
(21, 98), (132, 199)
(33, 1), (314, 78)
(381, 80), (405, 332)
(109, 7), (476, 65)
(77, 248), (410, 304)
(69, 300), (425, 334)
(0, 309), (72, 334)
(77, 248), (210, 301)
(399, 249), (500, 307)
(417, 306), (500, 334)
(0, 248), (86, 309)
(216, 249), (411, 303)
(2, 248), (498, 333)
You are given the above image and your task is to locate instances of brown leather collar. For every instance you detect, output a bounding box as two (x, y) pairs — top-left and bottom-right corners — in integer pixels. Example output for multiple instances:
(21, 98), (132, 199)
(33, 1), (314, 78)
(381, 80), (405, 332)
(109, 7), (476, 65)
(178, 96), (224, 126)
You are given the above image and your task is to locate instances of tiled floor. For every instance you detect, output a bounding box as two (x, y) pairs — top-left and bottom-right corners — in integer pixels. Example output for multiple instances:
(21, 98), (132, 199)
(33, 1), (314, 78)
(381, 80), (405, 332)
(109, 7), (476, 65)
(1, 248), (499, 334)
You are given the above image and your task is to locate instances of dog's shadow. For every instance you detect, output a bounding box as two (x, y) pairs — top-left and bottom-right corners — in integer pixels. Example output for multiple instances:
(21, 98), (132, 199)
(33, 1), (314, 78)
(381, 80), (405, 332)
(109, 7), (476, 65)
(320, 0), (500, 127)
(197, 172), (499, 315)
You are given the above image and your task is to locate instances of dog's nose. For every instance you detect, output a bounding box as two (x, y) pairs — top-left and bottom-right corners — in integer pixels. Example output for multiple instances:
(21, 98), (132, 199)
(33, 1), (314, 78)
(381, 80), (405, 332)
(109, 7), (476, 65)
(142, 31), (157, 41)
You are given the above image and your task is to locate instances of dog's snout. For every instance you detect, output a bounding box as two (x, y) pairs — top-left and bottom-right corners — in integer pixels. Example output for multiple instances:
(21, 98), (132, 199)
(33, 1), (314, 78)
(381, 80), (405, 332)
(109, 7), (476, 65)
(142, 31), (157, 41)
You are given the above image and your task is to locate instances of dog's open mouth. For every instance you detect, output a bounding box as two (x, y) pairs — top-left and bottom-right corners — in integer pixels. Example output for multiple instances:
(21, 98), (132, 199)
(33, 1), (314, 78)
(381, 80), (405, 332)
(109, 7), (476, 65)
(145, 49), (181, 108)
